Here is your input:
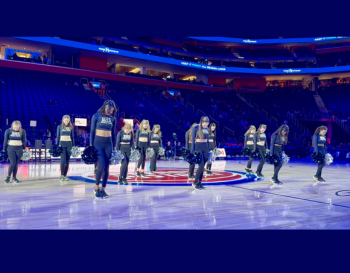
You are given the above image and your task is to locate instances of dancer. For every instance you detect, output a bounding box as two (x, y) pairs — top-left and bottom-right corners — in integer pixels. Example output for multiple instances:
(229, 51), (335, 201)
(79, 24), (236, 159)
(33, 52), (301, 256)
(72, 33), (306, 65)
(244, 125), (256, 174)
(255, 124), (267, 178)
(191, 116), (210, 190)
(135, 119), (151, 177)
(270, 124), (289, 185)
(90, 100), (117, 198)
(312, 125), (328, 182)
(116, 123), (134, 185)
(3, 121), (26, 183)
(205, 123), (217, 175)
(185, 123), (198, 179)
(150, 125), (162, 173)
(56, 115), (75, 182)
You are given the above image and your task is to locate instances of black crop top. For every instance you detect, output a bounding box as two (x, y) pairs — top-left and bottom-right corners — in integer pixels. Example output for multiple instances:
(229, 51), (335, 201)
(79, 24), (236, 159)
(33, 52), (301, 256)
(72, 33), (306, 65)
(56, 125), (75, 146)
(191, 126), (209, 152)
(116, 130), (134, 150)
(270, 133), (286, 154)
(209, 132), (216, 146)
(135, 129), (150, 148)
(150, 133), (162, 146)
(3, 129), (27, 149)
(255, 133), (268, 149)
(313, 134), (327, 153)
(90, 113), (117, 148)
(244, 133), (256, 150)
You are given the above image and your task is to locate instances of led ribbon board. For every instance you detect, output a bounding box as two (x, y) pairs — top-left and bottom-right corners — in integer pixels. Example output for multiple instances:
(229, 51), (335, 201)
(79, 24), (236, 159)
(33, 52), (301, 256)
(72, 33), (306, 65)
(14, 37), (350, 75)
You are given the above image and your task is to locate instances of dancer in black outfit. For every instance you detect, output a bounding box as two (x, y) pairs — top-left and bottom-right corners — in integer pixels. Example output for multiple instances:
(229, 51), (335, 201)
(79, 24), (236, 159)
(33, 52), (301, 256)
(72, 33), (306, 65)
(116, 123), (134, 185)
(185, 123), (198, 180)
(312, 126), (328, 183)
(135, 119), (151, 177)
(90, 100), (117, 198)
(56, 115), (75, 182)
(270, 125), (289, 185)
(244, 125), (256, 174)
(3, 121), (26, 184)
(205, 123), (217, 175)
(150, 125), (162, 173)
(191, 116), (210, 190)
(254, 124), (267, 178)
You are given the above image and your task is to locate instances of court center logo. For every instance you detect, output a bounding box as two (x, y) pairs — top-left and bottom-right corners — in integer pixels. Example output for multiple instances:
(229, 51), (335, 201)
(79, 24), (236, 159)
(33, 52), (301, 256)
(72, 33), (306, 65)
(77, 168), (257, 186)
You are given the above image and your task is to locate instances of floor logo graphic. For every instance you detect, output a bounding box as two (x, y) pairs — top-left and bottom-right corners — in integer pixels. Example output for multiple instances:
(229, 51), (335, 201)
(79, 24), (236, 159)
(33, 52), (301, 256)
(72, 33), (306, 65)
(73, 168), (258, 186)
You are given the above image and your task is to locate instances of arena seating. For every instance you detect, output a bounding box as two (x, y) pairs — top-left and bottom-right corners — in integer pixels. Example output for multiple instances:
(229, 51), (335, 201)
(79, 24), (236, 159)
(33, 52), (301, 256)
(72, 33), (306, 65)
(318, 85), (350, 119)
(317, 51), (350, 67)
(3, 61), (346, 156)
(0, 67), (103, 145)
(241, 87), (321, 123)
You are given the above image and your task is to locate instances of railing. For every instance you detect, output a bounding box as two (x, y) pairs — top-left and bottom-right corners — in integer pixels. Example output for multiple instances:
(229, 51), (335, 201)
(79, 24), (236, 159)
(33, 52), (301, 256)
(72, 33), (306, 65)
(333, 115), (350, 134)
(197, 109), (207, 117)
(186, 102), (195, 112)
(246, 97), (252, 106)
(98, 79), (107, 85)
(253, 103), (260, 112)
(142, 96), (185, 132)
(270, 116), (278, 126)
(130, 116), (140, 123)
(223, 126), (235, 137)
(289, 114), (311, 134)
(80, 77), (89, 85)
(239, 136), (244, 142)
(237, 92), (253, 108)
(261, 109), (268, 119)
(209, 116), (220, 128)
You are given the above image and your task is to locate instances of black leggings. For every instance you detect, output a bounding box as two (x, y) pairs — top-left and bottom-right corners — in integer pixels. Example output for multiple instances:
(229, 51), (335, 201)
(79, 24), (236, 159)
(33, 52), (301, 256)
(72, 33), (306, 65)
(194, 142), (209, 183)
(150, 143), (160, 172)
(7, 146), (23, 178)
(256, 145), (266, 173)
(120, 145), (131, 179)
(315, 146), (326, 177)
(272, 146), (283, 179)
(60, 142), (72, 176)
(94, 136), (113, 188)
(206, 142), (216, 171)
(137, 142), (148, 169)
(189, 163), (195, 175)
(246, 144), (255, 168)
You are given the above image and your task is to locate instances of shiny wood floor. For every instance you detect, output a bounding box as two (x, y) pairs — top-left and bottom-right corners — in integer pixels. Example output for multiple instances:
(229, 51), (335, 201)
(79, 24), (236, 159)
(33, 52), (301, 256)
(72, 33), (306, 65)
(0, 159), (349, 229)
